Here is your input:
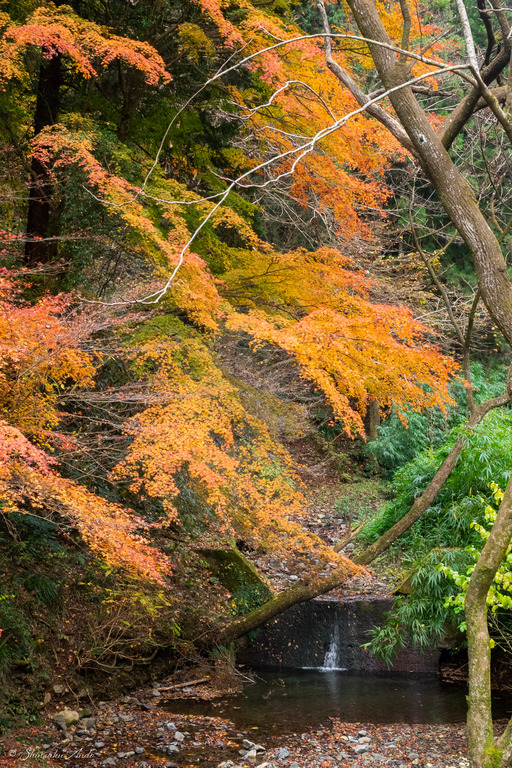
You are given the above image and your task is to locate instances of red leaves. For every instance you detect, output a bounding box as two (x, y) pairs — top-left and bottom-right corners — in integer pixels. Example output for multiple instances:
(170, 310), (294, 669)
(0, 420), (55, 476)
(0, 276), (95, 440)
(0, 273), (170, 585)
(0, 6), (170, 88)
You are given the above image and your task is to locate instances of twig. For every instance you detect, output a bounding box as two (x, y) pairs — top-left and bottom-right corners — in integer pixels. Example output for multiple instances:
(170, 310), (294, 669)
(156, 676), (210, 692)
(333, 522), (365, 552)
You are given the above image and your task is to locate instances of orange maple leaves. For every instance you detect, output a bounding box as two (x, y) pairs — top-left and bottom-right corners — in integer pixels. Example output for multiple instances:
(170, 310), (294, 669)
(0, 275), (94, 441)
(0, 273), (170, 585)
(0, 0), (461, 589)
(226, 247), (458, 437)
(31, 124), (224, 330)
(0, 5), (170, 89)
(112, 332), (315, 556)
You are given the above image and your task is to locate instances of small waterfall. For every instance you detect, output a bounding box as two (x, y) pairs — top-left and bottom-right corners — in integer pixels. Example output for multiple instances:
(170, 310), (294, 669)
(320, 623), (347, 671)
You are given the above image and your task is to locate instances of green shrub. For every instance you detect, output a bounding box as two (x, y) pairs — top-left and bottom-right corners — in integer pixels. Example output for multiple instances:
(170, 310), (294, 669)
(366, 363), (508, 476)
(363, 407), (512, 663)
(361, 408), (512, 556)
(0, 593), (32, 677)
(365, 548), (471, 664)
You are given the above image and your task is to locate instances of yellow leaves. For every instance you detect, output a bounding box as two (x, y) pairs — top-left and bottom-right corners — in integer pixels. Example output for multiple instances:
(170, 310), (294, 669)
(225, 246), (458, 438)
(178, 23), (215, 63)
(8, 464), (171, 585)
(0, 281), (95, 442)
(224, 246), (366, 316)
(113, 390), (240, 519)
(210, 207), (261, 249)
(32, 125), (224, 331)
(371, 0), (453, 84)
(110, 330), (335, 563)
(114, 339), (244, 516)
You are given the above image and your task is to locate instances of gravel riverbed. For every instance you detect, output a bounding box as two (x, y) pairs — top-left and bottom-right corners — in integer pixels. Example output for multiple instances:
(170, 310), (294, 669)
(1, 688), (476, 768)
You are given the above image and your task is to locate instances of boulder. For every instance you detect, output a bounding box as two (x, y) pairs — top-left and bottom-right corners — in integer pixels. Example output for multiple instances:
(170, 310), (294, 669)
(197, 546), (273, 613)
(53, 709), (80, 729)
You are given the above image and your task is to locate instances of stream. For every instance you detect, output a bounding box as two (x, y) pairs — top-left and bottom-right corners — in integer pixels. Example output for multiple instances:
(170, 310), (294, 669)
(163, 668), (511, 734)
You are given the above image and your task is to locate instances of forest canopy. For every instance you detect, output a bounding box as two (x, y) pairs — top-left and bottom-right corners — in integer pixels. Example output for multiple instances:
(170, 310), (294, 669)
(0, 0), (461, 581)
(4, 1), (512, 762)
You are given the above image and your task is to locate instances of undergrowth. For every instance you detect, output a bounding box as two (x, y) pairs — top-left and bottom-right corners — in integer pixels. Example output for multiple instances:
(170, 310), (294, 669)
(360, 409), (512, 558)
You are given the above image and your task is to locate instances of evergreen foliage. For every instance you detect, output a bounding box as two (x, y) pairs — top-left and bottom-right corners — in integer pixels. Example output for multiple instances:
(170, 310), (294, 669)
(362, 408), (512, 555)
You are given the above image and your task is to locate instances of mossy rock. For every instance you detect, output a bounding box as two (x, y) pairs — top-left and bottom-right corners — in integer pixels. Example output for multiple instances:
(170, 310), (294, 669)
(394, 570), (415, 595)
(198, 546), (274, 615)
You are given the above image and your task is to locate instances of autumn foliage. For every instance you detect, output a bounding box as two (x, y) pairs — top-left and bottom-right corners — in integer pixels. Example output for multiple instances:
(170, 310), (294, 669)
(0, 5), (170, 88)
(225, 246), (457, 436)
(0, 0), (459, 591)
(0, 274), (170, 584)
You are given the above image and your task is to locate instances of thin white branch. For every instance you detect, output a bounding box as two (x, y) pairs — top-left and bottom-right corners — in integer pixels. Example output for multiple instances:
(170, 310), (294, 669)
(246, 124), (311, 140)
(82, 32), (473, 211)
(455, 0), (480, 71)
(136, 29), (470, 194)
(91, 62), (471, 307)
(229, 79), (338, 122)
(82, 183), (226, 208)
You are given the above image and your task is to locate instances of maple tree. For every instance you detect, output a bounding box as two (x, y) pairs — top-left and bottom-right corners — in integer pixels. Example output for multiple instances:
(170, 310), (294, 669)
(0, 0), (462, 584)
(112, 329), (334, 560)
(282, 0), (512, 764)
(0, 0), (483, 707)
(0, 271), (170, 584)
(0, 2), (169, 265)
(24, 108), (458, 440)
(225, 245), (457, 437)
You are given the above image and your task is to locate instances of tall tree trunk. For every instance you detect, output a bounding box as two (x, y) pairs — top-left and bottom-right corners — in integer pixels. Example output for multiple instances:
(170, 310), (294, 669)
(343, 0), (512, 350)
(117, 66), (145, 142)
(465, 474), (512, 768)
(367, 398), (380, 442)
(25, 47), (62, 265)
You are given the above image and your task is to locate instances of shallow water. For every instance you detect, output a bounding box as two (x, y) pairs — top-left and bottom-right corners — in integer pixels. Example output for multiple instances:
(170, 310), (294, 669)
(164, 669), (511, 734)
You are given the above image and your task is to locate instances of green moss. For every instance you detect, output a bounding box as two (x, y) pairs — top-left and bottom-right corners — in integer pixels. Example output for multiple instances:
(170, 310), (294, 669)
(485, 746), (503, 768)
(199, 546), (273, 615)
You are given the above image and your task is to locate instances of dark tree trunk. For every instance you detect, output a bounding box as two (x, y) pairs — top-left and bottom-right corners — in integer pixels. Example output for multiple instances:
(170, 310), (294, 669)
(24, 50), (62, 265)
(367, 398), (380, 441)
(117, 67), (145, 142)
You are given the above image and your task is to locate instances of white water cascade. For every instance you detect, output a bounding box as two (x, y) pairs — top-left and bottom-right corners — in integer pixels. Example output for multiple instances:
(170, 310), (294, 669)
(320, 623), (347, 671)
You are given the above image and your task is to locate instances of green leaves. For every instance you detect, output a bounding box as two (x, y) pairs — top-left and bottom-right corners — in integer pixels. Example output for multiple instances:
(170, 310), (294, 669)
(366, 548), (471, 663)
(362, 409), (512, 556)
(441, 482), (512, 629)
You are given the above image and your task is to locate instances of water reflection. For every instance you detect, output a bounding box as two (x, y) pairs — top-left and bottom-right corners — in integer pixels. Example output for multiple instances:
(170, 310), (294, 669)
(163, 669), (503, 733)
